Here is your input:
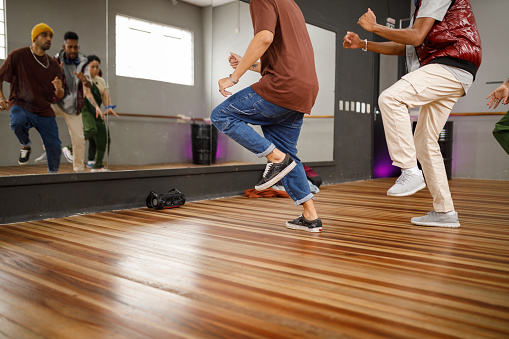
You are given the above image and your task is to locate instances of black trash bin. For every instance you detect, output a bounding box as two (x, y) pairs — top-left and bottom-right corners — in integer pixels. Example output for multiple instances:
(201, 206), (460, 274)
(191, 123), (217, 165)
(412, 121), (453, 180)
(439, 121), (453, 180)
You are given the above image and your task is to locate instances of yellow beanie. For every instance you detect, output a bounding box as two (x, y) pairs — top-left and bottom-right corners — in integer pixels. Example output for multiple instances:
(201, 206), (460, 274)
(31, 23), (54, 42)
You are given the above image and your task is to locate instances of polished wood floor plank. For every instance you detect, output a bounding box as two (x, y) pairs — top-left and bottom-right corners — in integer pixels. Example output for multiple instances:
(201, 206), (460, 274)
(0, 178), (508, 338)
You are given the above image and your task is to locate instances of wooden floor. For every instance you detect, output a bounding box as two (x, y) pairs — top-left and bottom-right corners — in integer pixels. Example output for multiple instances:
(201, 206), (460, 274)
(0, 178), (508, 338)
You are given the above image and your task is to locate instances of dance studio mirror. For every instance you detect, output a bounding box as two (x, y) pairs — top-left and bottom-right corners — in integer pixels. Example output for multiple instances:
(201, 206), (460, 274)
(0, 0), (334, 177)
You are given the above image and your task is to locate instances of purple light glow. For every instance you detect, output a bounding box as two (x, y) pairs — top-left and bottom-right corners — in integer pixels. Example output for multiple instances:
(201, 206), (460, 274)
(373, 159), (399, 178)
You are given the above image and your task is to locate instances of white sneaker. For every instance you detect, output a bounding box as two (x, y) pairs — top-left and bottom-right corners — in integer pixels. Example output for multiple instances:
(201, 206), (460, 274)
(411, 211), (460, 228)
(387, 169), (426, 196)
(62, 146), (73, 163)
(91, 167), (108, 172)
(86, 161), (95, 168)
(35, 152), (48, 164)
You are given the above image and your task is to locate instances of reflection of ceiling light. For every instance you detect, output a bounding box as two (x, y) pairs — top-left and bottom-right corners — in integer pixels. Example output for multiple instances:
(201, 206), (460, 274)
(172, 0), (178, 5)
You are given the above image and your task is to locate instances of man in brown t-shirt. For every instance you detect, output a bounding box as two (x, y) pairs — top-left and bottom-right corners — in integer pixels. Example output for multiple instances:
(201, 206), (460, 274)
(0, 23), (64, 173)
(210, 0), (322, 232)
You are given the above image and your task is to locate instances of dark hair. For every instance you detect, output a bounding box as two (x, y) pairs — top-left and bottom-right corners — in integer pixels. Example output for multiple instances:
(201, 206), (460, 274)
(64, 31), (79, 41)
(87, 55), (101, 64)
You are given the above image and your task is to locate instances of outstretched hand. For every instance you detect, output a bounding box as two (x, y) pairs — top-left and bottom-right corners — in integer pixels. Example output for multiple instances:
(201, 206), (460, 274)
(486, 82), (509, 109)
(104, 107), (119, 118)
(0, 97), (8, 111)
(73, 71), (88, 83)
(358, 8), (377, 32)
(343, 31), (363, 49)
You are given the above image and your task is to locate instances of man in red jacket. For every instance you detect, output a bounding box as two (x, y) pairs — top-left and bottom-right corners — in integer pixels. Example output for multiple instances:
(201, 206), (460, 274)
(343, 0), (482, 228)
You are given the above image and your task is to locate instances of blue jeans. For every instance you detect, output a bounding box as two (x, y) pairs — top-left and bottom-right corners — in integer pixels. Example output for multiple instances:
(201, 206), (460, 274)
(10, 105), (61, 173)
(211, 87), (313, 205)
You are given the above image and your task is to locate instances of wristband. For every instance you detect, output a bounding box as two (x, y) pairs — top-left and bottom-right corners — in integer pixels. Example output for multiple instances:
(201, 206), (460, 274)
(0, 98), (5, 100)
(229, 74), (239, 84)
(362, 39), (368, 52)
(105, 105), (116, 109)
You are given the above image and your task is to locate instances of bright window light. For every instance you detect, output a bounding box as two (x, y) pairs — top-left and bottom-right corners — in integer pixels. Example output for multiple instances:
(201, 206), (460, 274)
(0, 1), (6, 60)
(115, 14), (194, 86)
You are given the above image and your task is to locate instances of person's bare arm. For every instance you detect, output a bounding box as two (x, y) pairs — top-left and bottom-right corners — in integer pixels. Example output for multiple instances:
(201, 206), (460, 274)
(343, 31), (406, 56)
(218, 30), (274, 96)
(358, 8), (435, 47)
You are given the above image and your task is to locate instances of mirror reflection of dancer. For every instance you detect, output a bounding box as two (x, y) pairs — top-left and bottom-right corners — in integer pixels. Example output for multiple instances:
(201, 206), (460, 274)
(487, 77), (509, 154)
(52, 31), (90, 173)
(0, 23), (64, 173)
(344, 0), (481, 228)
(82, 55), (118, 172)
(210, 0), (322, 232)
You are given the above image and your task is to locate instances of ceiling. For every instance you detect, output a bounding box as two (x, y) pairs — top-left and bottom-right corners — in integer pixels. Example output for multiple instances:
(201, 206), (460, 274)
(180, 0), (237, 7)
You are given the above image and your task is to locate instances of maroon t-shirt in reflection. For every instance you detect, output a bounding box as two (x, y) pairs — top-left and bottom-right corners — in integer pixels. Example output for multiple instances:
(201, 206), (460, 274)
(0, 47), (62, 117)
(250, 0), (319, 114)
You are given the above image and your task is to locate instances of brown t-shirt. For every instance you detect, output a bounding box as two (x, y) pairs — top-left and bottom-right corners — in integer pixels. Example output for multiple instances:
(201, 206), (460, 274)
(0, 47), (63, 117)
(250, 0), (319, 114)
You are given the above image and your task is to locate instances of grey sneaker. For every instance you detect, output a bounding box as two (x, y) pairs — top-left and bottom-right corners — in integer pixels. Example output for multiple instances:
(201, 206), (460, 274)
(411, 211), (460, 228)
(387, 169), (426, 196)
(35, 152), (48, 164)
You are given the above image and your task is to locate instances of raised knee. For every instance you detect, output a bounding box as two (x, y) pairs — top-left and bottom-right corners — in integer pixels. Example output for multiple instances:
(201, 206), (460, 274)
(210, 107), (228, 132)
(378, 89), (394, 109)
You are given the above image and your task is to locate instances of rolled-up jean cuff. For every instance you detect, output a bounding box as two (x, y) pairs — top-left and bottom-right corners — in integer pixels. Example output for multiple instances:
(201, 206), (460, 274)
(257, 143), (276, 158)
(294, 193), (314, 206)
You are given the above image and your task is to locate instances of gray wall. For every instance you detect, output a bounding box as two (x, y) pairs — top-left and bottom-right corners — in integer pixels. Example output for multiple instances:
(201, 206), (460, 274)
(448, 0), (509, 179)
(106, 0), (211, 165)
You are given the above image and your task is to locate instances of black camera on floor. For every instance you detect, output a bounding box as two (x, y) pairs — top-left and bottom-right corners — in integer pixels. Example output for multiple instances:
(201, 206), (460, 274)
(146, 188), (186, 210)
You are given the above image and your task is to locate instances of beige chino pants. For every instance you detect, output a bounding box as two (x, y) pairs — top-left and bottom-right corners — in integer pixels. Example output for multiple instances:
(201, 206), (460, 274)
(51, 103), (85, 172)
(378, 64), (464, 212)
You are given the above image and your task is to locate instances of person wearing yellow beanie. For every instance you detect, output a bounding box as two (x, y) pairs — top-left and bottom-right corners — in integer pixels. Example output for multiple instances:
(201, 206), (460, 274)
(0, 23), (64, 172)
(31, 23), (54, 42)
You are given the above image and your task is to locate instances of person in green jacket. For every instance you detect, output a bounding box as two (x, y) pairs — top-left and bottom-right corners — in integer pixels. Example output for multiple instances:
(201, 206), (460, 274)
(82, 55), (118, 171)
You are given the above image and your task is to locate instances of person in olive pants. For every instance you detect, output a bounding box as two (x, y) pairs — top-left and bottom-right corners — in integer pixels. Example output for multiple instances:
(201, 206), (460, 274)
(82, 55), (118, 171)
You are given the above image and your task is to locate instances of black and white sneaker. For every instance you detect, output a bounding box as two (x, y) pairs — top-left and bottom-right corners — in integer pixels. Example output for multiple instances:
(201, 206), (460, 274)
(18, 147), (31, 165)
(286, 215), (322, 232)
(255, 154), (296, 191)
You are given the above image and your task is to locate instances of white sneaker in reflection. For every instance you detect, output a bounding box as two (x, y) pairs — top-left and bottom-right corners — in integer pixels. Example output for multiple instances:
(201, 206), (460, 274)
(91, 167), (109, 172)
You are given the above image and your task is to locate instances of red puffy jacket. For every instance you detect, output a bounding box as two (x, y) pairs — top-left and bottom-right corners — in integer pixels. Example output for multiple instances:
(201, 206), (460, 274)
(414, 0), (482, 78)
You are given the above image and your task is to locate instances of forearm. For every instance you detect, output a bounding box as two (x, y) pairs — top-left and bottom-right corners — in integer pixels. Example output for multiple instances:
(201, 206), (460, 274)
(369, 17), (434, 47)
(85, 88), (100, 109)
(231, 31), (273, 81)
(249, 62), (261, 73)
(102, 89), (111, 106)
(55, 88), (64, 99)
(366, 40), (406, 56)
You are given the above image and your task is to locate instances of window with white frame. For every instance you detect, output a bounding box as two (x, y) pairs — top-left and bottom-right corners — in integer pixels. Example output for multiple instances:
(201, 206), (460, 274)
(0, 1), (6, 60)
(115, 14), (194, 86)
